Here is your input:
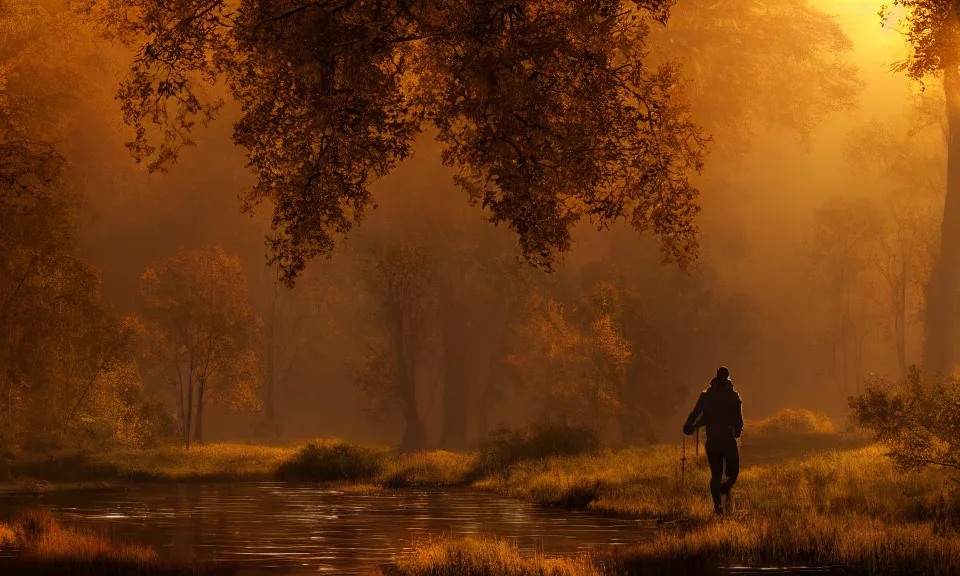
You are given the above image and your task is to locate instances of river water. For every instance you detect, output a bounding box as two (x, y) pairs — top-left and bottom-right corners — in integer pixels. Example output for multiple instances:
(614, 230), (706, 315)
(0, 483), (657, 574)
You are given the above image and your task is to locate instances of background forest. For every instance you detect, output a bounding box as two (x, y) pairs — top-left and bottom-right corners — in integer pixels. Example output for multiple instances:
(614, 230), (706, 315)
(0, 0), (948, 453)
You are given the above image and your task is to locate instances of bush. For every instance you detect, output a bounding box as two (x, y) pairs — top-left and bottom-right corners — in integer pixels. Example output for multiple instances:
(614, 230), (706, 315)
(749, 408), (835, 436)
(277, 439), (388, 482)
(850, 367), (960, 473)
(476, 421), (600, 474)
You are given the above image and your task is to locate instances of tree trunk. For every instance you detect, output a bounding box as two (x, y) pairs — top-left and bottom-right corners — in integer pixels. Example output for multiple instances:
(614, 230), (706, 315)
(924, 68), (960, 377)
(401, 403), (426, 452)
(439, 305), (469, 450)
(394, 305), (426, 452)
(476, 357), (499, 440)
(259, 324), (280, 437)
(184, 357), (194, 451)
(897, 272), (907, 379)
(193, 383), (205, 445)
(261, 374), (278, 437)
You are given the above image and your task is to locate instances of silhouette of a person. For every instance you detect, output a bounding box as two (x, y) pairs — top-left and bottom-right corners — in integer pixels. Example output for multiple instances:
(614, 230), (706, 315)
(683, 366), (743, 515)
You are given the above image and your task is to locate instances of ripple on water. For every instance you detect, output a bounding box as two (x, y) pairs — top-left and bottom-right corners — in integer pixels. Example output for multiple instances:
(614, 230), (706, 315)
(0, 483), (656, 574)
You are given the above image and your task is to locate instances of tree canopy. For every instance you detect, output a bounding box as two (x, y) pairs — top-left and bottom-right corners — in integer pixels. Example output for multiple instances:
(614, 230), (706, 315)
(78, 0), (708, 282)
(884, 0), (960, 79)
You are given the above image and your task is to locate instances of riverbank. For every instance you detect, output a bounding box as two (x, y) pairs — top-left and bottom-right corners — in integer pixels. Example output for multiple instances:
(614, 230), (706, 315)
(380, 427), (960, 575)
(5, 438), (479, 488)
(5, 413), (960, 574)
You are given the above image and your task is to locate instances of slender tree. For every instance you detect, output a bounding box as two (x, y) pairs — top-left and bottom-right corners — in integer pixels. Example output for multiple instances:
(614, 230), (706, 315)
(807, 197), (884, 395)
(138, 245), (262, 449)
(353, 238), (435, 451)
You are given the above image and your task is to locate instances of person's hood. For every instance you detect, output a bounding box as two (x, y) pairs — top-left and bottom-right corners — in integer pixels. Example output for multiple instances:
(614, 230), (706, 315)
(709, 377), (733, 391)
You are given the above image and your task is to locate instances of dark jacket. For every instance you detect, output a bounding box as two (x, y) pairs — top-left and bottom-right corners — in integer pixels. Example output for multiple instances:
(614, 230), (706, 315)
(683, 377), (743, 439)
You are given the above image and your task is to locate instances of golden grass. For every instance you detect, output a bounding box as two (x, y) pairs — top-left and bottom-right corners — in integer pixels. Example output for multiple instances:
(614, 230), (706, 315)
(92, 443), (294, 480)
(0, 521), (15, 547)
(14, 440), (479, 486)
(380, 450), (477, 487)
(421, 430), (960, 575)
(381, 535), (601, 576)
(332, 482), (384, 494)
(0, 508), (208, 574)
(610, 512), (960, 574)
(476, 431), (879, 520)
(746, 408), (837, 436)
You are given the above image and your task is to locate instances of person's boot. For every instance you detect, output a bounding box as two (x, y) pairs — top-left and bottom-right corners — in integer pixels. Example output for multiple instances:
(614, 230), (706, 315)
(713, 505), (724, 516)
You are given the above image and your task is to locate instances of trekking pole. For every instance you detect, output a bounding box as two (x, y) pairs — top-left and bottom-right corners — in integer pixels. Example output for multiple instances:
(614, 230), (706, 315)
(695, 428), (699, 459)
(680, 434), (687, 490)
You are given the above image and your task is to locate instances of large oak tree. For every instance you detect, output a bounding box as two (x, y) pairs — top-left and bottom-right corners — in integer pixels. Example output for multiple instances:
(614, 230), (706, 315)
(78, 0), (708, 281)
(884, 1), (960, 375)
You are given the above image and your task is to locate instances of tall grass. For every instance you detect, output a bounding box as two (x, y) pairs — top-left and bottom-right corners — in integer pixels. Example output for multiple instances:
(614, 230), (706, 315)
(0, 508), (209, 574)
(421, 424), (960, 575)
(379, 450), (477, 487)
(747, 408), (836, 436)
(608, 512), (960, 575)
(380, 535), (602, 576)
(13, 443), (294, 482)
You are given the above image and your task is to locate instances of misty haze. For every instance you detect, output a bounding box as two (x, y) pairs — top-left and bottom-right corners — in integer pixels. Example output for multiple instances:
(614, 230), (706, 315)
(2, 0), (960, 575)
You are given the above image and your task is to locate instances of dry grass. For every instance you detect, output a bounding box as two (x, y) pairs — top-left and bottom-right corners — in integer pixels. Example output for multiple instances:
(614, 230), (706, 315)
(747, 408), (837, 436)
(13, 440), (479, 487)
(0, 508), (208, 574)
(475, 430), (877, 521)
(607, 512), (960, 575)
(13, 443), (294, 482)
(429, 428), (960, 575)
(0, 521), (15, 547)
(380, 450), (478, 487)
(94, 443), (293, 480)
(331, 482), (384, 494)
(380, 535), (601, 576)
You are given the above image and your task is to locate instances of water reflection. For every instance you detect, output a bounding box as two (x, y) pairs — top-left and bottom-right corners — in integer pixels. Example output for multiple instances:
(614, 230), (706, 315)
(0, 483), (655, 574)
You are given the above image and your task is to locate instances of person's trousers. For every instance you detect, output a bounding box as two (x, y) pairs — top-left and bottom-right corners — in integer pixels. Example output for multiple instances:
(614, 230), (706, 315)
(705, 435), (739, 508)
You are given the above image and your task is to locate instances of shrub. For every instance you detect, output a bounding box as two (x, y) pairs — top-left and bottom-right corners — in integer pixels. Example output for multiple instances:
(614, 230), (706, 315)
(277, 439), (388, 482)
(749, 408), (835, 436)
(850, 367), (960, 473)
(476, 421), (600, 474)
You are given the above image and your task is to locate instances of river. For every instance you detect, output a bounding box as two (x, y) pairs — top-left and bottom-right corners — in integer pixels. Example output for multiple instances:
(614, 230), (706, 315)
(0, 482), (657, 574)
